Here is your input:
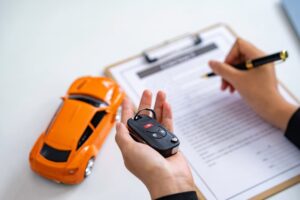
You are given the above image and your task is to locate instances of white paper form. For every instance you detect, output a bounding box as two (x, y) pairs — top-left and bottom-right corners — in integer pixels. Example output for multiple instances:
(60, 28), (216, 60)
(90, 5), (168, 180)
(109, 25), (300, 200)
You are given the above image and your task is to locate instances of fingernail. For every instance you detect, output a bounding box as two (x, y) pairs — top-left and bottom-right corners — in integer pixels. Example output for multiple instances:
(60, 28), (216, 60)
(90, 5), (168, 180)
(144, 89), (152, 96)
(209, 60), (218, 66)
(158, 90), (166, 98)
(209, 61), (222, 74)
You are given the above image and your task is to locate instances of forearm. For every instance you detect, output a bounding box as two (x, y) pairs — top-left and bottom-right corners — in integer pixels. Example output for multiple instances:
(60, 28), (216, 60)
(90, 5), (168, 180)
(262, 92), (297, 131)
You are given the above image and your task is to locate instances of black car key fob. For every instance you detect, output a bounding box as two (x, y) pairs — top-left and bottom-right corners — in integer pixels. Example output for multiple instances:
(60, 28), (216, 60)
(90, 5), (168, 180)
(127, 108), (180, 157)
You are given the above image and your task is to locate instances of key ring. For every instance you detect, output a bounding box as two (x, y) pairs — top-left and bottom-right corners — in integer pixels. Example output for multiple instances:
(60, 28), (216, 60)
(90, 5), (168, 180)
(134, 108), (157, 120)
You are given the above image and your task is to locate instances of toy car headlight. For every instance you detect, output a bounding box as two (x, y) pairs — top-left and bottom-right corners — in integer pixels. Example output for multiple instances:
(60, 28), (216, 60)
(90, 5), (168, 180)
(67, 168), (79, 174)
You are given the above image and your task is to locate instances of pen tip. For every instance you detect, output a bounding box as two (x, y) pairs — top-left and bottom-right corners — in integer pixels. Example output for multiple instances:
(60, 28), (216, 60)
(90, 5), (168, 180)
(201, 74), (208, 79)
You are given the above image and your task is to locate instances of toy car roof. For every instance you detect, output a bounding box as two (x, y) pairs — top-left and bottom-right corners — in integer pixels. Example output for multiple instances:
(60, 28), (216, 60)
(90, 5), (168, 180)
(45, 99), (98, 149)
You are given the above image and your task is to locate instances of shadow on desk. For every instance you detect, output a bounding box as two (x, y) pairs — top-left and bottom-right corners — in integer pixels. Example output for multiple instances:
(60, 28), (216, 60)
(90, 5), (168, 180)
(1, 164), (79, 200)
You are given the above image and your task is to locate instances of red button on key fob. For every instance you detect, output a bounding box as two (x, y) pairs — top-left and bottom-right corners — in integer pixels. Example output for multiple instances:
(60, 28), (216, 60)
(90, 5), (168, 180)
(144, 123), (153, 129)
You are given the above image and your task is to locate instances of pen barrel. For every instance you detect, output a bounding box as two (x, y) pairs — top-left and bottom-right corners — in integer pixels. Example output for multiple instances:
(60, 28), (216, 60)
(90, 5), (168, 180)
(233, 63), (248, 70)
(252, 52), (282, 67)
(233, 52), (283, 70)
(203, 51), (287, 78)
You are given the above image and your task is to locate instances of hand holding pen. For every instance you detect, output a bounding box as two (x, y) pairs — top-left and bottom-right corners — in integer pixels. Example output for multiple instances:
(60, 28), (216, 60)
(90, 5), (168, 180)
(203, 50), (288, 78)
(207, 38), (297, 131)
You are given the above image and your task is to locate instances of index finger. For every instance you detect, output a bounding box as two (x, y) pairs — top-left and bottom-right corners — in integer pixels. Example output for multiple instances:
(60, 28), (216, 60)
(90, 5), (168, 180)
(121, 97), (135, 124)
(138, 90), (153, 114)
(115, 122), (134, 153)
(225, 38), (265, 65)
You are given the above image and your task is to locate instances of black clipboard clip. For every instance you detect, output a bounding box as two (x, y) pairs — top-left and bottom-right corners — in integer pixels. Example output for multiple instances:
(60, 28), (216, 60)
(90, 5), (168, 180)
(143, 34), (202, 63)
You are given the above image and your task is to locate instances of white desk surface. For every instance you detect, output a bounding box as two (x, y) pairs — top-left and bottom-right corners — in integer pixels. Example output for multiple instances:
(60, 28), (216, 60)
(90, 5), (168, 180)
(0, 0), (299, 199)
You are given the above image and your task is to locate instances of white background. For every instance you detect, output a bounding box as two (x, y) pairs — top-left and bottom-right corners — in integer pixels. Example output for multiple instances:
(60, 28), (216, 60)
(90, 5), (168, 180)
(0, 0), (299, 199)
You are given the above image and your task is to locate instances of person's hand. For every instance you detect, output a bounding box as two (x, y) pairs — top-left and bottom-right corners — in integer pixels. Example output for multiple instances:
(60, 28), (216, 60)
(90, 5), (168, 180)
(208, 38), (297, 131)
(115, 90), (195, 199)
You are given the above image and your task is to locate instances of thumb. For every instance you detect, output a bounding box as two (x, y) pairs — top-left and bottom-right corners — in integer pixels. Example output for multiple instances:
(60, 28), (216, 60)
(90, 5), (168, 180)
(115, 122), (134, 152)
(209, 60), (239, 82)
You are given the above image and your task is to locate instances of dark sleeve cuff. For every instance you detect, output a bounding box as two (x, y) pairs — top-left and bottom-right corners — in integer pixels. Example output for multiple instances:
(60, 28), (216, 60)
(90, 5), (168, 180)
(156, 191), (198, 200)
(285, 108), (300, 149)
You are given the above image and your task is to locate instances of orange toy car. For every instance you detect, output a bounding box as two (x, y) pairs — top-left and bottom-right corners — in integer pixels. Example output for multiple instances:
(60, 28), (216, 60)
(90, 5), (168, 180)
(29, 76), (125, 184)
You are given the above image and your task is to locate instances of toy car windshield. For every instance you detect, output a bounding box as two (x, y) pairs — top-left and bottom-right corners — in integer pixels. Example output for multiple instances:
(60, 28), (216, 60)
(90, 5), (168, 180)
(69, 94), (108, 107)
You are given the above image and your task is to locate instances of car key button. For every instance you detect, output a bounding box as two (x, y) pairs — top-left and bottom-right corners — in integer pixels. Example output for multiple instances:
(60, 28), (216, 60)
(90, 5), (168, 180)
(156, 127), (167, 137)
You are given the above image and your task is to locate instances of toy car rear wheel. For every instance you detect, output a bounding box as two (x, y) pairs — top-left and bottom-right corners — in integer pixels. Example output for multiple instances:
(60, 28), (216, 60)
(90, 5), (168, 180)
(84, 157), (95, 178)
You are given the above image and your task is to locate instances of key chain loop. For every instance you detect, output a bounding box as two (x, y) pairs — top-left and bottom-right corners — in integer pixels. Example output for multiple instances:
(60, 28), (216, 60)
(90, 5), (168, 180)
(134, 108), (157, 120)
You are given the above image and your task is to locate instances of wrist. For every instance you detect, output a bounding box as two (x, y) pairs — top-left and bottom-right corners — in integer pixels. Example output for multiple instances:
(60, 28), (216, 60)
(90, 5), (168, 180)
(264, 91), (297, 131)
(243, 87), (297, 131)
(146, 174), (195, 199)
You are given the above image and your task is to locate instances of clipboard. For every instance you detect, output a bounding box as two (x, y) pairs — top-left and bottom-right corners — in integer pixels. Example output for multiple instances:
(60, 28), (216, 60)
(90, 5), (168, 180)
(104, 23), (300, 200)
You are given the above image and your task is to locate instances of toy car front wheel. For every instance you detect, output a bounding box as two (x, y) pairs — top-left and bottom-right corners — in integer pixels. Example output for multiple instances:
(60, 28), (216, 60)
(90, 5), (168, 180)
(84, 157), (95, 178)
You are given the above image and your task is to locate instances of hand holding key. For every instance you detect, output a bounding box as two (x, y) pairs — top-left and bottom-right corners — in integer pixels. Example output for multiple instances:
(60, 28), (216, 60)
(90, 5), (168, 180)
(115, 90), (195, 199)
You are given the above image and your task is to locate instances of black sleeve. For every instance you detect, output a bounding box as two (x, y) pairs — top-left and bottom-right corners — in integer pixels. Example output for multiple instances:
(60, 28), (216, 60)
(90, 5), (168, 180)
(156, 191), (198, 200)
(285, 108), (300, 149)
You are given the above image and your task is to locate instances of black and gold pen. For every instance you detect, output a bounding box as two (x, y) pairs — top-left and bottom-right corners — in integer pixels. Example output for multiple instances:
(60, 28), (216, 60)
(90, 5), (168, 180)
(202, 50), (288, 78)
